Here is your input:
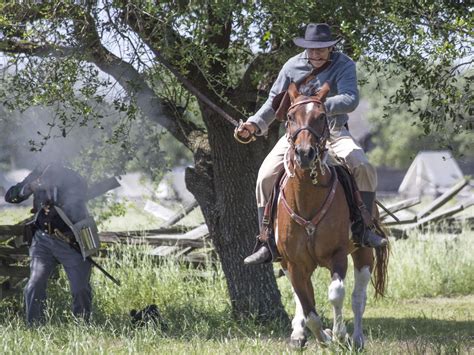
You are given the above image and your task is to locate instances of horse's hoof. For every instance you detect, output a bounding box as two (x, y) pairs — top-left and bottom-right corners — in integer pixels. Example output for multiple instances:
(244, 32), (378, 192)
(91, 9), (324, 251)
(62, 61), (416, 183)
(325, 328), (333, 338)
(315, 329), (332, 347)
(351, 334), (365, 351)
(289, 337), (307, 349)
(332, 325), (347, 342)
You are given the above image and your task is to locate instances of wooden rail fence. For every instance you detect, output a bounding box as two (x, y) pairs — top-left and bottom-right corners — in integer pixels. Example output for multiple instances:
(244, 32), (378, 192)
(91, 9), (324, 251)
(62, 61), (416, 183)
(0, 179), (472, 300)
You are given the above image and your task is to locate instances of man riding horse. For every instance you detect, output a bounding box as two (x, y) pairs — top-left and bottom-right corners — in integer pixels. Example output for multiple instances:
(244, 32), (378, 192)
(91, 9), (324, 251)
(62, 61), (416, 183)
(236, 23), (387, 265)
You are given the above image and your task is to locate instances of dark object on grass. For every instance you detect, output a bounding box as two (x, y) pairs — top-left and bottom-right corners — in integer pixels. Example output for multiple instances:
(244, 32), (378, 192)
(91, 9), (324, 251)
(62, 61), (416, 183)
(130, 304), (168, 330)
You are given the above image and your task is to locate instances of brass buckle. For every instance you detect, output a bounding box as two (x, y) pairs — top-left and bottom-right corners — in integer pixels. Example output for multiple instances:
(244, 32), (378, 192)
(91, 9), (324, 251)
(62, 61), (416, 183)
(54, 228), (71, 243)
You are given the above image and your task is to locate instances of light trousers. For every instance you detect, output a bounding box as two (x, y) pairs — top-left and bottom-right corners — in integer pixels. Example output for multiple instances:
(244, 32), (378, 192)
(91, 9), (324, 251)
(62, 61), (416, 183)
(256, 127), (377, 207)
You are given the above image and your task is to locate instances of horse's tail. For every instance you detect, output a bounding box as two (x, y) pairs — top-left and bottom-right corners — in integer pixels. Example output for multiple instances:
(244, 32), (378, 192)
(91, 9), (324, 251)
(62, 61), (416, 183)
(372, 220), (390, 298)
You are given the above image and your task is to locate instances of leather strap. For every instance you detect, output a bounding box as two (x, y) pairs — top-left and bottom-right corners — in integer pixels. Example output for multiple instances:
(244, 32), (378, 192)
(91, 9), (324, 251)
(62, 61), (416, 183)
(280, 166), (338, 236)
(262, 168), (286, 228)
(287, 98), (322, 114)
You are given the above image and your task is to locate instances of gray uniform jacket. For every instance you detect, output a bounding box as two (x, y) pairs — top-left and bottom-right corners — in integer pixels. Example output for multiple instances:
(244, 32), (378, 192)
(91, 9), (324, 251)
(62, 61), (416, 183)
(248, 50), (359, 135)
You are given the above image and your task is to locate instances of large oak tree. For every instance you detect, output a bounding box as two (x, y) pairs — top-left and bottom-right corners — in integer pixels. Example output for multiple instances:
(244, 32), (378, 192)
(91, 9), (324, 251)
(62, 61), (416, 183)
(0, 1), (471, 321)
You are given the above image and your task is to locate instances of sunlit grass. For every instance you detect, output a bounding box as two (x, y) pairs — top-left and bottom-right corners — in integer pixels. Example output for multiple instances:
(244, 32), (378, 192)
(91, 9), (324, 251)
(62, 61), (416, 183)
(0, 207), (473, 353)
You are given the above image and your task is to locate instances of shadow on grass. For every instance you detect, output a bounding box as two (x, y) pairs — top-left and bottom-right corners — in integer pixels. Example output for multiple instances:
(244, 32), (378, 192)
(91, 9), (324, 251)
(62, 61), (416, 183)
(2, 292), (472, 350)
(150, 303), (291, 340)
(359, 316), (473, 341)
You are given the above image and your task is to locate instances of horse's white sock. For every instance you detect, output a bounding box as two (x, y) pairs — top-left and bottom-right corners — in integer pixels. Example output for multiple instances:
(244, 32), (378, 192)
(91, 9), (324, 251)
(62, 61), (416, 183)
(328, 278), (345, 305)
(352, 266), (371, 347)
(328, 278), (346, 339)
(283, 269), (306, 341)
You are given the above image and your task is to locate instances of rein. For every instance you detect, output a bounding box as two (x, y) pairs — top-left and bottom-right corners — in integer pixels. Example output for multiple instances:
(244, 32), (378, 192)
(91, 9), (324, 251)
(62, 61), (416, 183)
(280, 166), (338, 237)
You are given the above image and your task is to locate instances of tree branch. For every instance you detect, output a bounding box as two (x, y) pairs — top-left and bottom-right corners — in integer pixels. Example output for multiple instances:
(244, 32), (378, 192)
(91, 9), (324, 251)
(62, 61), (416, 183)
(230, 47), (289, 110)
(117, 6), (229, 97)
(113, 6), (247, 124)
(0, 40), (78, 57)
(1, 3), (209, 152)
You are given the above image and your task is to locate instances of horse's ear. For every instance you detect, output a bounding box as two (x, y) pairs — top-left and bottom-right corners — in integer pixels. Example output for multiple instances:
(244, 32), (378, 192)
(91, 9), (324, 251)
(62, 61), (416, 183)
(316, 82), (331, 101)
(287, 82), (300, 103)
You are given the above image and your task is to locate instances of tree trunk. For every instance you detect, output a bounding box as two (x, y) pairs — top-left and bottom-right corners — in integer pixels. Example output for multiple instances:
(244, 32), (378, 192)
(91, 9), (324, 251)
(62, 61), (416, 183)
(185, 105), (288, 322)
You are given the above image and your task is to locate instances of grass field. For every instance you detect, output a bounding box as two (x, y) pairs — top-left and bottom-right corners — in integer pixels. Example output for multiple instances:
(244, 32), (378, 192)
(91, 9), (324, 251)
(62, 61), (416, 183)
(0, 205), (473, 354)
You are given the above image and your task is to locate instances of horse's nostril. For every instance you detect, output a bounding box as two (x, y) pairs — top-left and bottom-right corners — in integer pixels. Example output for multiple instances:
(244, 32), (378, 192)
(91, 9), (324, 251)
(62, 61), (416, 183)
(295, 145), (302, 156)
(295, 145), (316, 162)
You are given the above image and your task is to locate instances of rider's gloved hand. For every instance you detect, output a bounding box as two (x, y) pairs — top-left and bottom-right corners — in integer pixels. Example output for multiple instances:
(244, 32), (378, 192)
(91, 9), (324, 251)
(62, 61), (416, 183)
(235, 121), (258, 139)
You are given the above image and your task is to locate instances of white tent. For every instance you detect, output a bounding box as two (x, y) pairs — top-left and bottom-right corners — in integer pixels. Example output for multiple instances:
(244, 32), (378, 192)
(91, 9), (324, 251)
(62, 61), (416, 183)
(398, 151), (464, 197)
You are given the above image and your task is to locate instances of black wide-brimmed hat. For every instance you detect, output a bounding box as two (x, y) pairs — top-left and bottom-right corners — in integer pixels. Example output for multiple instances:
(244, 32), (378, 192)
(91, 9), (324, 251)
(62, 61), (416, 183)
(293, 23), (341, 49)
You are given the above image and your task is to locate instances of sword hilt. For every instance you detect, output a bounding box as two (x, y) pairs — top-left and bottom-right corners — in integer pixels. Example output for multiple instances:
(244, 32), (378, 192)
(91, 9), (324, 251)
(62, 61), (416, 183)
(233, 119), (256, 144)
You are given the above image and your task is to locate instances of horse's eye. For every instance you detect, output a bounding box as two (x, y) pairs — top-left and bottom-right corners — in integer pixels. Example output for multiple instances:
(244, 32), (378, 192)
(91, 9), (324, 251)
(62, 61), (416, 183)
(287, 114), (295, 122)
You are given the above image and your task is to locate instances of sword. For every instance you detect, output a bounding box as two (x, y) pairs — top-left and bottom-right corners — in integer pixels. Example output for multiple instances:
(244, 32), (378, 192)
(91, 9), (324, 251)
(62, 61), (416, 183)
(152, 49), (255, 144)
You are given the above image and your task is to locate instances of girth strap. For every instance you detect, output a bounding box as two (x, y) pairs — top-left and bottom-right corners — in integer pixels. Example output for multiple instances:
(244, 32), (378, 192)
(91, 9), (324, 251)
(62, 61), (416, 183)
(280, 166), (338, 236)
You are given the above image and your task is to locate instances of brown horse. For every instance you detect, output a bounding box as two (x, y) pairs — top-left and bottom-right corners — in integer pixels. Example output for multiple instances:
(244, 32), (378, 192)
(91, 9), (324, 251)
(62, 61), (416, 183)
(276, 82), (388, 349)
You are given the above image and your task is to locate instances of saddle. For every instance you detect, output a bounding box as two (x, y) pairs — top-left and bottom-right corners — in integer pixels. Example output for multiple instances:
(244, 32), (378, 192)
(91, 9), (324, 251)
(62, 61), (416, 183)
(253, 162), (373, 262)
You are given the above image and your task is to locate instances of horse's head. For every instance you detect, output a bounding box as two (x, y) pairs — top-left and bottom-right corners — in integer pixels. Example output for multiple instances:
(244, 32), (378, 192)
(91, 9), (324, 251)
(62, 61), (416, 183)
(285, 82), (330, 169)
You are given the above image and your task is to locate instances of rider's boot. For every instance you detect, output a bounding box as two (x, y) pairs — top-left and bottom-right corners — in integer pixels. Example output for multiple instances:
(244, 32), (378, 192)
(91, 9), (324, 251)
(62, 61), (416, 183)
(243, 207), (271, 265)
(352, 191), (388, 248)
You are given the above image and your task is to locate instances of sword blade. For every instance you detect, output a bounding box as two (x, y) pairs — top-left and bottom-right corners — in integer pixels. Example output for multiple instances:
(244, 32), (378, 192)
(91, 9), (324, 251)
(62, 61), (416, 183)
(153, 50), (239, 127)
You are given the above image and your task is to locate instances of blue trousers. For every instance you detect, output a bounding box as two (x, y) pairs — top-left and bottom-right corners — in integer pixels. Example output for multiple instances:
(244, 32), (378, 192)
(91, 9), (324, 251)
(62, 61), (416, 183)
(25, 230), (92, 325)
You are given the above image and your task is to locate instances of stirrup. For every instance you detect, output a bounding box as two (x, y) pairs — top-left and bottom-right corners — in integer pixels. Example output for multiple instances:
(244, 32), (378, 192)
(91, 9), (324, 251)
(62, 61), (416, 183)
(244, 245), (271, 265)
(360, 230), (388, 248)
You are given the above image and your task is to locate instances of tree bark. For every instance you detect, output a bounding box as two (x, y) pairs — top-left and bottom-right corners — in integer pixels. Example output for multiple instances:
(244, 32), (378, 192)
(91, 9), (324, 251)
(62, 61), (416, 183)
(0, 3), (289, 323)
(186, 103), (288, 321)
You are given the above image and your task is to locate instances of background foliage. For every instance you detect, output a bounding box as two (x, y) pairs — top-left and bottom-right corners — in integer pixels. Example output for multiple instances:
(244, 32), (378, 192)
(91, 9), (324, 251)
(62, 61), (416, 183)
(0, 1), (471, 172)
(358, 67), (473, 169)
(0, 0), (472, 320)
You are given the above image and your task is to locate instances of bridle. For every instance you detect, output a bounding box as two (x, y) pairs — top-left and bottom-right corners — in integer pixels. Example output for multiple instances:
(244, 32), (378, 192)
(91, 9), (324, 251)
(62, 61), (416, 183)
(280, 96), (338, 236)
(286, 98), (329, 150)
(285, 97), (330, 185)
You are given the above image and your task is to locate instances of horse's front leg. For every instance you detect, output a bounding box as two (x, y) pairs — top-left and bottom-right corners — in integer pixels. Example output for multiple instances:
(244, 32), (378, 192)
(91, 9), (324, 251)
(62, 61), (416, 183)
(328, 251), (348, 341)
(351, 265), (371, 349)
(350, 247), (373, 350)
(283, 269), (308, 348)
(287, 263), (331, 346)
(328, 274), (347, 341)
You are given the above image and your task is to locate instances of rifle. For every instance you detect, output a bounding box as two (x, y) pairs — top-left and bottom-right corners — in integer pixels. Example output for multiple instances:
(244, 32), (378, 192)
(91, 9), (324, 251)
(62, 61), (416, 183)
(87, 257), (121, 286)
(83, 253), (122, 287)
(54, 229), (121, 287)
(86, 177), (121, 201)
